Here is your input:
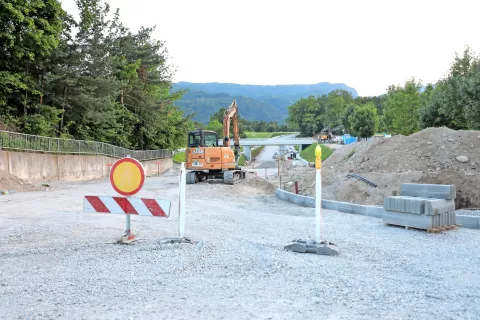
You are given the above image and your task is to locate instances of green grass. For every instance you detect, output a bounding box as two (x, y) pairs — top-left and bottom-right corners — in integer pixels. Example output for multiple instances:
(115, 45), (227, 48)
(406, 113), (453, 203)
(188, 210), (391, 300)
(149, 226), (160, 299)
(300, 144), (333, 162)
(173, 151), (185, 163)
(251, 145), (265, 158)
(238, 145), (265, 166)
(244, 132), (295, 138)
(237, 154), (246, 166)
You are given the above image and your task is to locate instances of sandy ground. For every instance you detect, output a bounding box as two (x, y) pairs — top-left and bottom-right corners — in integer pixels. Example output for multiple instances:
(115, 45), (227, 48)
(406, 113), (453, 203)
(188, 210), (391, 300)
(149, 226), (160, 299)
(1, 165), (480, 319)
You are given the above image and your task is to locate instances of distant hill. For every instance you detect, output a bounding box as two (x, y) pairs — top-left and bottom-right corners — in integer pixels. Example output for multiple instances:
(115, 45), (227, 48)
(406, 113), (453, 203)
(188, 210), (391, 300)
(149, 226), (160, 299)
(173, 82), (358, 124)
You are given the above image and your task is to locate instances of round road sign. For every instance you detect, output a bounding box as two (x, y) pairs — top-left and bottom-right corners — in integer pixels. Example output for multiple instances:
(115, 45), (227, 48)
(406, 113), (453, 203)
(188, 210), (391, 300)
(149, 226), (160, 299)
(109, 157), (145, 196)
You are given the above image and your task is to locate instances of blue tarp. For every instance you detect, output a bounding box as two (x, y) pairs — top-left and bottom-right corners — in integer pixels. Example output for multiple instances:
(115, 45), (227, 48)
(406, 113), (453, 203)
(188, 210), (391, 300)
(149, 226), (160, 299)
(343, 134), (357, 145)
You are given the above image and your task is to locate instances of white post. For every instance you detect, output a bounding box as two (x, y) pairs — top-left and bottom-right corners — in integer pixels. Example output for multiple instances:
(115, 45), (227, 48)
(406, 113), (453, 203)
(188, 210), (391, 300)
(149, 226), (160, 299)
(316, 169), (321, 243)
(178, 162), (186, 238)
(314, 144), (322, 243)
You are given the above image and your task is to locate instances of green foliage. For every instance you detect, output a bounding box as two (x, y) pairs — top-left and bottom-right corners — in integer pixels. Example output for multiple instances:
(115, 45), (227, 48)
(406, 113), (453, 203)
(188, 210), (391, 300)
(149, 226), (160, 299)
(206, 119), (223, 137)
(299, 144), (333, 162)
(0, 0), (192, 151)
(173, 151), (185, 163)
(287, 90), (357, 136)
(350, 103), (379, 138)
(251, 145), (265, 159)
(237, 154), (246, 166)
(383, 78), (423, 135)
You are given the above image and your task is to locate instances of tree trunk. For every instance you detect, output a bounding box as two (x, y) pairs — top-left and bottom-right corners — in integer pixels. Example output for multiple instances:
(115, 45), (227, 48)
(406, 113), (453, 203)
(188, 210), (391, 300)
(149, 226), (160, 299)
(60, 85), (67, 132)
(120, 89), (124, 105)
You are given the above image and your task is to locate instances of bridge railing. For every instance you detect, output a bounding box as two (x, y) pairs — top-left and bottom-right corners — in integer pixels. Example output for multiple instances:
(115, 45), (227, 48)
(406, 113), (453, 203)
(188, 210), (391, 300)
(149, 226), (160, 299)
(0, 130), (172, 161)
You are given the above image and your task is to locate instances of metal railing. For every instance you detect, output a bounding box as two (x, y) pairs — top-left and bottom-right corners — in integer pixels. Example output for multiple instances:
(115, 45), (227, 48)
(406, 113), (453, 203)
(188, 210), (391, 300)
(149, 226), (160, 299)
(0, 130), (172, 161)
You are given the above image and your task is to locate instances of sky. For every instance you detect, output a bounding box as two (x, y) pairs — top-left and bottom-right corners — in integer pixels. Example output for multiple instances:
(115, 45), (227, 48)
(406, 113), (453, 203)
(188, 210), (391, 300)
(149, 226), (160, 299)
(60, 0), (480, 97)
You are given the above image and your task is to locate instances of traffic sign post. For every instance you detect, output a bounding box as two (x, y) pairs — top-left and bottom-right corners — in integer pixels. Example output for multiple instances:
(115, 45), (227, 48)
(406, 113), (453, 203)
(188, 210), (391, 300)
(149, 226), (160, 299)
(110, 156), (145, 243)
(83, 157), (191, 245)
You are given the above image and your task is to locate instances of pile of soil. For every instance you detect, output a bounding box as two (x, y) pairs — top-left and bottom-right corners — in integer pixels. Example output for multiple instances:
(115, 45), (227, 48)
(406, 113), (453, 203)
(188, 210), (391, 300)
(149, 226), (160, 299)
(0, 169), (43, 192)
(281, 127), (480, 208)
(189, 172), (276, 198)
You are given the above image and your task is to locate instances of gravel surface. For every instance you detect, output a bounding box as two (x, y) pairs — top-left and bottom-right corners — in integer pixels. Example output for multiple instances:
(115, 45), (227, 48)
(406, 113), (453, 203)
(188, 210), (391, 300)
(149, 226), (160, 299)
(1, 167), (480, 319)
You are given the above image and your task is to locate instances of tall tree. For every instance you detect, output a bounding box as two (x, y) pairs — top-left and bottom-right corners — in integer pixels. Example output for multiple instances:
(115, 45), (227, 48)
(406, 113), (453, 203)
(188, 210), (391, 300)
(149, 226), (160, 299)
(350, 102), (379, 139)
(0, 0), (65, 125)
(383, 78), (423, 135)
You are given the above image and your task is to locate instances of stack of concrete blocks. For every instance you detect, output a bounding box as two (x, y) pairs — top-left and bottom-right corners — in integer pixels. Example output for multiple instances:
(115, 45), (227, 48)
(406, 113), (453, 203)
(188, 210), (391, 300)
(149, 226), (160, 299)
(382, 183), (457, 231)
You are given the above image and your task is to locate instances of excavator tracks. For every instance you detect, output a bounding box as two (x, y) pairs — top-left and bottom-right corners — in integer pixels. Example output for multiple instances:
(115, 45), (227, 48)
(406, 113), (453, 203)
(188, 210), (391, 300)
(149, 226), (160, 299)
(186, 171), (197, 184)
(223, 171), (234, 185)
(186, 170), (246, 185)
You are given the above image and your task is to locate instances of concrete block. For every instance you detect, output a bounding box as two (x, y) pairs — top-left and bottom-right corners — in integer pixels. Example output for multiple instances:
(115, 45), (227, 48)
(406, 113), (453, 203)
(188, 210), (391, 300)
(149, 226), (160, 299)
(383, 210), (437, 230)
(290, 194), (305, 206)
(424, 199), (455, 215)
(324, 200), (339, 211)
(383, 196), (425, 214)
(456, 215), (479, 229)
(366, 206), (384, 218)
(275, 189), (287, 200)
(304, 197), (315, 208)
(400, 183), (456, 200)
(338, 202), (354, 214)
(350, 204), (367, 215)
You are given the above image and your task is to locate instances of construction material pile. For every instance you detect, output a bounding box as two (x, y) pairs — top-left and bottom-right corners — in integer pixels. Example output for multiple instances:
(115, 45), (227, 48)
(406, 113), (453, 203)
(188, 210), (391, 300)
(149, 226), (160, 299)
(0, 169), (43, 193)
(383, 183), (457, 231)
(282, 127), (480, 208)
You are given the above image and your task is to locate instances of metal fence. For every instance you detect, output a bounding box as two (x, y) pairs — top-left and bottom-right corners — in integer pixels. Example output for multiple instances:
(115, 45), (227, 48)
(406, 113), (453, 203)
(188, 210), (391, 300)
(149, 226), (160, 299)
(0, 131), (173, 161)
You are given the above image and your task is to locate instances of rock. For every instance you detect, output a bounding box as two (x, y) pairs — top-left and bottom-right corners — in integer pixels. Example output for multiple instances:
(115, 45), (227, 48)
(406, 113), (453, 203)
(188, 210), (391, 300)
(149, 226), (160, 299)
(456, 156), (469, 163)
(426, 141), (433, 145)
(447, 138), (455, 142)
(471, 162), (476, 167)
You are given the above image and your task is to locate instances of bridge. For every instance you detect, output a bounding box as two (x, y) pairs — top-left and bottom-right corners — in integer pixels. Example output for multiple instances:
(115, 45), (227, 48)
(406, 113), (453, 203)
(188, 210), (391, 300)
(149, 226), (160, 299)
(218, 135), (316, 161)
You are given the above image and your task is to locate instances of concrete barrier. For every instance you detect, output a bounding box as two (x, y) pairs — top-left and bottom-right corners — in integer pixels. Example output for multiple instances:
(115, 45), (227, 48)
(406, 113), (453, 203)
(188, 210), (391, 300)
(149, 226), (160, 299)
(275, 188), (479, 230)
(0, 149), (172, 182)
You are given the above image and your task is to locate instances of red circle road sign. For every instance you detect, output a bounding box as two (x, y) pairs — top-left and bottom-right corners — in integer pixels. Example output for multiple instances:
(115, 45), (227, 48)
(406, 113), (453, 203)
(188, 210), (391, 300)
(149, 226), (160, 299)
(109, 157), (145, 196)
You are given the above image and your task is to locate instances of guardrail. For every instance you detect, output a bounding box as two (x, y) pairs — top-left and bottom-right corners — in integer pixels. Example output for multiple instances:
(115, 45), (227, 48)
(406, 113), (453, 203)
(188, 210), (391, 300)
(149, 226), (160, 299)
(0, 130), (172, 161)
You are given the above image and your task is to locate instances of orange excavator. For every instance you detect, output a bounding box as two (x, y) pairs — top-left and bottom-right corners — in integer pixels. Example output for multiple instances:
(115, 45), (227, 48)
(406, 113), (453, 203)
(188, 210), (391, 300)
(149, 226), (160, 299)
(185, 100), (247, 184)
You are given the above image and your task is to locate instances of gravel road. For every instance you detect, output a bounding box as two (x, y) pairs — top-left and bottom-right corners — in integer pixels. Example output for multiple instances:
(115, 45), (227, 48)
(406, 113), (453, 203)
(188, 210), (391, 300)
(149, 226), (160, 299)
(1, 166), (480, 320)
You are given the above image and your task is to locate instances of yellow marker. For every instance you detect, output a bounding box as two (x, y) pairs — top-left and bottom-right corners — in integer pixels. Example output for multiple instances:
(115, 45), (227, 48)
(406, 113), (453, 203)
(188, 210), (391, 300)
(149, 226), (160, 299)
(315, 144), (322, 169)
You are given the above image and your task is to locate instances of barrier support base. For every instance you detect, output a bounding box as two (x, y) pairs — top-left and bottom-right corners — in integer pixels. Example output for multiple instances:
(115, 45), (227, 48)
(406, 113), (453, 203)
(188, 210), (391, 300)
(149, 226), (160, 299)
(284, 239), (339, 256)
(118, 232), (137, 244)
(158, 237), (193, 245)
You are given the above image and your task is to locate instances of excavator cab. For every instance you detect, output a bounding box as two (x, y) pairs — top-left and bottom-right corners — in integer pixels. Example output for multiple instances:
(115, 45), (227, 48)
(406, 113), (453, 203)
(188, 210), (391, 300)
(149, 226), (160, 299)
(188, 130), (218, 148)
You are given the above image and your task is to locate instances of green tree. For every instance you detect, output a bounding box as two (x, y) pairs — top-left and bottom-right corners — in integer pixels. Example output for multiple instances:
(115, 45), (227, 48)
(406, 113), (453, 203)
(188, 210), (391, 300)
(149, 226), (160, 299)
(206, 119), (223, 137)
(350, 103), (379, 139)
(383, 78), (423, 135)
(0, 0), (65, 123)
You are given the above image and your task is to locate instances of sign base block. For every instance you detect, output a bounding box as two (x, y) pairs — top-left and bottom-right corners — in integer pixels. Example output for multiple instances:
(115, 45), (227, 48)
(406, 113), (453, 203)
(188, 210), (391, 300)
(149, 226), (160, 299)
(284, 239), (339, 256)
(118, 233), (137, 244)
(158, 237), (193, 245)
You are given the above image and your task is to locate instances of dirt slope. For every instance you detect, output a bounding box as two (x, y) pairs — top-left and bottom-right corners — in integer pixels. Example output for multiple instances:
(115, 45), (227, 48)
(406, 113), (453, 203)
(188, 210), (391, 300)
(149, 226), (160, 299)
(0, 169), (43, 192)
(283, 127), (480, 208)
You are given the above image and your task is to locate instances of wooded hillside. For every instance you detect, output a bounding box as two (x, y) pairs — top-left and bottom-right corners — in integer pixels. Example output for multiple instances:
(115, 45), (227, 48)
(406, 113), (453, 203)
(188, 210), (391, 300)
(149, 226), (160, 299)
(0, 0), (192, 150)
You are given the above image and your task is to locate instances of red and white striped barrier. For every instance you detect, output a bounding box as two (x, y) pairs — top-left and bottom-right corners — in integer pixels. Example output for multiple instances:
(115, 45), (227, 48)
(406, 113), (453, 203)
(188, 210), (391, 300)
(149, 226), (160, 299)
(84, 196), (171, 217)
(82, 159), (188, 244)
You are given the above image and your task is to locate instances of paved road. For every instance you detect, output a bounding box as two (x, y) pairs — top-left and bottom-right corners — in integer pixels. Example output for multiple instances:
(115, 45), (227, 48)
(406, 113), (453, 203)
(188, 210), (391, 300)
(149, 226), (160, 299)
(255, 134), (297, 164)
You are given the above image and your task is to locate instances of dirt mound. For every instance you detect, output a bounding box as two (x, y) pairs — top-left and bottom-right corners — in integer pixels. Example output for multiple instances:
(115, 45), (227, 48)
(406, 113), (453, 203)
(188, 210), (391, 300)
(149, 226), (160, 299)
(0, 169), (43, 193)
(188, 172), (276, 199)
(282, 127), (480, 208)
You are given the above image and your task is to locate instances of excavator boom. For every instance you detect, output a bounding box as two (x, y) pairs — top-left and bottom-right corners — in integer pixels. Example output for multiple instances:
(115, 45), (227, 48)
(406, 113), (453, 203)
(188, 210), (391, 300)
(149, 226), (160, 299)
(223, 100), (240, 161)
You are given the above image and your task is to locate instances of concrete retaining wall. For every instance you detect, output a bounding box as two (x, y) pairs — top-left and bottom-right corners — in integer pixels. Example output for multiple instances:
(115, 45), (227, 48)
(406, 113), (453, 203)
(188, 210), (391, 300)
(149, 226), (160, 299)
(275, 188), (480, 230)
(0, 149), (172, 182)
